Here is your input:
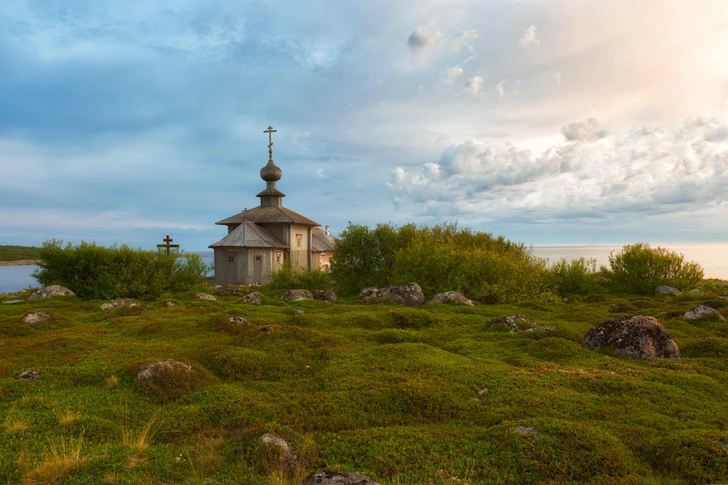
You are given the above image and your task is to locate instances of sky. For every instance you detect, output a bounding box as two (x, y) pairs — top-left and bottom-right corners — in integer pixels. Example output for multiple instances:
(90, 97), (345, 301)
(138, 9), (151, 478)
(1, 0), (728, 251)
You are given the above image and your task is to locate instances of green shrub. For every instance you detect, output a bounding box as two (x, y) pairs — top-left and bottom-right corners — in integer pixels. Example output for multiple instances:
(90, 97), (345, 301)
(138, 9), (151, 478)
(266, 261), (333, 291)
(605, 243), (704, 295)
(387, 309), (441, 329)
(32, 240), (209, 300)
(544, 257), (600, 296)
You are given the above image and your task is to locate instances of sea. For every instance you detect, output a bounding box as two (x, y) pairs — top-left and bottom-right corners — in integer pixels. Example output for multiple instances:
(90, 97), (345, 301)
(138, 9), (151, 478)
(1, 245), (727, 294)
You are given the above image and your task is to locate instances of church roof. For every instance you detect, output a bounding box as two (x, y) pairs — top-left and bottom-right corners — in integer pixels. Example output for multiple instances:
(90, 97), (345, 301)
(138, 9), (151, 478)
(312, 228), (336, 252)
(208, 222), (288, 249)
(216, 206), (319, 227)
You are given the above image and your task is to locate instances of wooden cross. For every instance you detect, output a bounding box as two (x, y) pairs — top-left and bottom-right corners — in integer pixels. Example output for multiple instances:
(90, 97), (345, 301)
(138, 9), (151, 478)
(264, 125), (277, 157)
(157, 234), (180, 255)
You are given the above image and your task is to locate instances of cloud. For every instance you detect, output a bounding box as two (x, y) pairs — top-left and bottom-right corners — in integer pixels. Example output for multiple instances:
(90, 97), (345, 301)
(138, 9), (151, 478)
(553, 71), (562, 87)
(289, 131), (311, 151)
(464, 76), (483, 97)
(449, 30), (479, 52)
(442, 65), (464, 86)
(407, 25), (443, 65)
(519, 25), (540, 46)
(314, 168), (327, 179)
(387, 119), (728, 223)
(561, 118), (604, 141)
(495, 79), (508, 98)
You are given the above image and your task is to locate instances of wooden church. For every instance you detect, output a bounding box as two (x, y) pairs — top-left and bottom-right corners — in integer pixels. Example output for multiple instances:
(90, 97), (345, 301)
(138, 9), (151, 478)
(209, 126), (335, 285)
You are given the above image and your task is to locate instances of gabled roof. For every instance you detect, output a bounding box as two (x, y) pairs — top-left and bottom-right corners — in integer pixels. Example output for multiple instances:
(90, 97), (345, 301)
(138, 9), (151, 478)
(216, 206), (319, 227)
(312, 228), (336, 252)
(209, 222), (288, 249)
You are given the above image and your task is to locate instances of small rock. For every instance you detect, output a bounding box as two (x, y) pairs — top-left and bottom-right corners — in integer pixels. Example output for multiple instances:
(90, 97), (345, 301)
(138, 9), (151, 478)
(196, 292), (217, 301)
(165, 301), (176, 307)
(526, 326), (557, 332)
(259, 433), (295, 459)
(359, 283), (425, 307)
(241, 291), (263, 306)
(136, 361), (192, 380)
(259, 326), (274, 333)
(14, 370), (40, 381)
(302, 471), (382, 485)
(28, 285), (75, 300)
(583, 315), (681, 360)
(490, 315), (536, 332)
(655, 285), (680, 296)
(227, 314), (250, 327)
(513, 426), (539, 437)
(3, 300), (25, 305)
(281, 289), (313, 301)
(313, 290), (337, 302)
(23, 311), (51, 325)
(100, 298), (148, 311)
(690, 288), (703, 294)
(563, 297), (569, 303)
(426, 291), (474, 306)
(293, 308), (305, 316)
(684, 305), (725, 322)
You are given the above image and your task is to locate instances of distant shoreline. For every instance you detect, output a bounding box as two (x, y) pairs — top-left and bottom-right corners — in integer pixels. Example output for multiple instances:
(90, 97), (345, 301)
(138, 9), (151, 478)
(0, 259), (40, 267)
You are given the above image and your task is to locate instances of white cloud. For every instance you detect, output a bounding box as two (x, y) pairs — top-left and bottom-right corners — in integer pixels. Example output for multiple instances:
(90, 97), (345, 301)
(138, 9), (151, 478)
(464, 76), (483, 97)
(314, 168), (327, 179)
(561, 118), (604, 141)
(407, 25), (443, 65)
(495, 79), (508, 98)
(442, 65), (464, 86)
(289, 131), (311, 151)
(449, 30), (480, 52)
(553, 71), (562, 87)
(519, 25), (540, 46)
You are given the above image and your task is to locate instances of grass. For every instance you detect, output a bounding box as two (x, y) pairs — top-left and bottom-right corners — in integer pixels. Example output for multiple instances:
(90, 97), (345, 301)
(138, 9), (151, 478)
(1, 285), (727, 483)
(0, 245), (41, 262)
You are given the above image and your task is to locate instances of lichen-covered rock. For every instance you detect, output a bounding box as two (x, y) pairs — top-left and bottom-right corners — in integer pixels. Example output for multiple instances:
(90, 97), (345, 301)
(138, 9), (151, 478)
(23, 311), (51, 325)
(259, 433), (295, 459)
(513, 426), (539, 437)
(583, 315), (681, 360)
(684, 305), (725, 322)
(100, 298), (148, 311)
(227, 314), (250, 327)
(313, 290), (337, 302)
(490, 315), (536, 332)
(655, 285), (680, 296)
(302, 471), (381, 485)
(526, 326), (557, 332)
(690, 288), (703, 294)
(426, 291), (474, 306)
(293, 308), (305, 316)
(14, 370), (40, 381)
(242, 291), (263, 306)
(165, 301), (177, 307)
(281, 289), (313, 301)
(359, 283), (425, 307)
(196, 292), (217, 301)
(28, 285), (75, 300)
(136, 360), (192, 380)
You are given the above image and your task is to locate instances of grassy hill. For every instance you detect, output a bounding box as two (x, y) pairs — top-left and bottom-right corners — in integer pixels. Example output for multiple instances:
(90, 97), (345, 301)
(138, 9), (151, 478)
(1, 286), (727, 484)
(0, 245), (41, 262)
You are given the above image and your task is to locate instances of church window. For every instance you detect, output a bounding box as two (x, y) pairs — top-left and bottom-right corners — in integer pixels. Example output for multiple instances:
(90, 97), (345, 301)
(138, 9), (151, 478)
(228, 256), (234, 263)
(276, 252), (282, 263)
(255, 255), (262, 261)
(296, 234), (303, 248)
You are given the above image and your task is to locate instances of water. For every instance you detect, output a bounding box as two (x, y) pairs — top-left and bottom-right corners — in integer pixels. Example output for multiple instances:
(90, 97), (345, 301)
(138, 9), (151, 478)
(1, 245), (726, 293)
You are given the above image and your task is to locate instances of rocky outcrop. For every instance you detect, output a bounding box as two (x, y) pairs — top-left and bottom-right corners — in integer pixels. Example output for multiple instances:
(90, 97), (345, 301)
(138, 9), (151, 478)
(136, 361), (193, 380)
(489, 315), (536, 332)
(313, 290), (337, 302)
(196, 292), (217, 301)
(242, 291), (263, 306)
(23, 311), (51, 325)
(227, 314), (250, 327)
(426, 291), (474, 306)
(359, 283), (425, 307)
(583, 315), (681, 360)
(281, 289), (313, 301)
(684, 305), (725, 322)
(655, 286), (680, 296)
(302, 471), (381, 485)
(28, 285), (75, 300)
(100, 298), (148, 311)
(14, 370), (40, 381)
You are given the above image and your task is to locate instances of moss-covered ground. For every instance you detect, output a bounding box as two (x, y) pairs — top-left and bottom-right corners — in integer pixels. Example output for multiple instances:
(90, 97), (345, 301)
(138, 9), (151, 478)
(1, 286), (727, 484)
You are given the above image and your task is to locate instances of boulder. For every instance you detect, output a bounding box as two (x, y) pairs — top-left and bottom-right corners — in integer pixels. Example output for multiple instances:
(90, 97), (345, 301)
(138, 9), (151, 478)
(293, 308), (305, 316)
(100, 298), (148, 311)
(196, 292), (217, 301)
(165, 301), (177, 307)
(426, 291), (474, 306)
(489, 315), (536, 332)
(242, 291), (263, 306)
(136, 361), (193, 380)
(313, 290), (337, 302)
(684, 305), (725, 322)
(690, 288), (703, 294)
(359, 283), (425, 307)
(281, 289), (313, 301)
(583, 315), (681, 360)
(14, 370), (40, 381)
(526, 326), (557, 332)
(655, 286), (680, 296)
(302, 471), (381, 485)
(259, 433), (295, 460)
(227, 314), (250, 327)
(28, 285), (75, 300)
(3, 300), (25, 305)
(23, 311), (51, 325)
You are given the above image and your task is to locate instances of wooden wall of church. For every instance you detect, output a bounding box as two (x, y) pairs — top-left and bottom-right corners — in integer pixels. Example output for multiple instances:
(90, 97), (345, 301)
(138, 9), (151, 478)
(214, 248), (278, 285)
(289, 225), (312, 271)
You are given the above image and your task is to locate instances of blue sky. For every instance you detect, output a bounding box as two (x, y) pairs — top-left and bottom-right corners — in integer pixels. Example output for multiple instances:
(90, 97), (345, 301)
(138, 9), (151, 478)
(1, 0), (727, 251)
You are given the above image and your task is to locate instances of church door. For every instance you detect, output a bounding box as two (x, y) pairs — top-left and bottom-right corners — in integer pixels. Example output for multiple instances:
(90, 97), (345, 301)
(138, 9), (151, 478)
(253, 254), (263, 284)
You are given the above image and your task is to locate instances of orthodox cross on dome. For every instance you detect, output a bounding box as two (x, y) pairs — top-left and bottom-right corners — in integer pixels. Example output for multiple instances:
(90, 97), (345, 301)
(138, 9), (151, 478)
(264, 125), (277, 159)
(157, 234), (180, 255)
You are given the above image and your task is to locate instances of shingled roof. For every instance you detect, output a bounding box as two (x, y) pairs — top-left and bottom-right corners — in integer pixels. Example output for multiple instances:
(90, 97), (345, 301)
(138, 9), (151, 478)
(312, 228), (336, 252)
(216, 206), (319, 227)
(209, 222), (288, 249)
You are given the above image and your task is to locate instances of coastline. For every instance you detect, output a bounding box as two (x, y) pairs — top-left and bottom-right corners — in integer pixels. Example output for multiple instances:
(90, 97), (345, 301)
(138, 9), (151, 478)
(0, 259), (40, 267)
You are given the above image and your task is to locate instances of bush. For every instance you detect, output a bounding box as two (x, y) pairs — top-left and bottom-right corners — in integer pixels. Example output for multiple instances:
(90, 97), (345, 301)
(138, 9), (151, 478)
(605, 243), (704, 295)
(544, 257), (600, 296)
(267, 261), (333, 292)
(32, 240), (209, 300)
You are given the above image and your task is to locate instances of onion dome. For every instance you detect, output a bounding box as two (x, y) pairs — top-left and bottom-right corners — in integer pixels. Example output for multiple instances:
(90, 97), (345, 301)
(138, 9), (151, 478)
(260, 158), (282, 182)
